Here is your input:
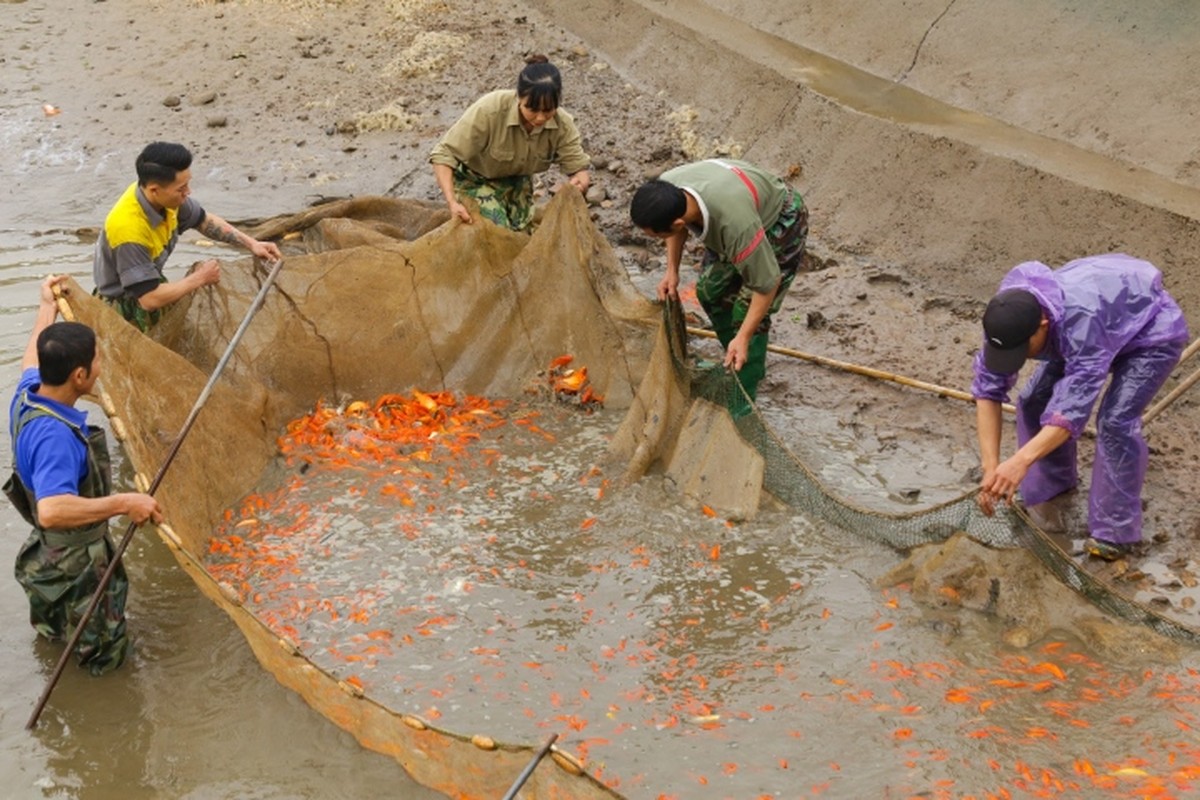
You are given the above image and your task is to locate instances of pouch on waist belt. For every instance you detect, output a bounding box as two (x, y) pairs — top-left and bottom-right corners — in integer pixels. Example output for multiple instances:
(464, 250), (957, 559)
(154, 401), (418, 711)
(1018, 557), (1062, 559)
(3, 471), (36, 527)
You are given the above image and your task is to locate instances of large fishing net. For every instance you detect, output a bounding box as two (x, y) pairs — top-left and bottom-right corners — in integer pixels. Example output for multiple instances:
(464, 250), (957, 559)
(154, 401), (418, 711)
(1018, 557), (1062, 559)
(58, 189), (1200, 800)
(613, 298), (1200, 645)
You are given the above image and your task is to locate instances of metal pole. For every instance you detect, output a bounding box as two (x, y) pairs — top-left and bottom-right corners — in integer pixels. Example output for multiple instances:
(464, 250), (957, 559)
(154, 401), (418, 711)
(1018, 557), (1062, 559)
(26, 258), (285, 730)
(500, 733), (560, 800)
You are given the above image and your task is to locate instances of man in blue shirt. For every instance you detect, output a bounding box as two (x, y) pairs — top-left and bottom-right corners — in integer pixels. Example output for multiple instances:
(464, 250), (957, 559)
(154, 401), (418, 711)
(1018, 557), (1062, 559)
(5, 276), (160, 674)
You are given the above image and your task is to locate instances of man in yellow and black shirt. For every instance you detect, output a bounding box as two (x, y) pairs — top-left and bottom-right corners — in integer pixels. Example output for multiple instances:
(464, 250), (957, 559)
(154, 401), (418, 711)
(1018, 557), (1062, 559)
(92, 141), (280, 331)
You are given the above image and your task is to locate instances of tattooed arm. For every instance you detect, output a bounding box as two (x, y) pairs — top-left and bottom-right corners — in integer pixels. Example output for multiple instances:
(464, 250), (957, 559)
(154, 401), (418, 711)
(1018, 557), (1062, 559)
(136, 212), (280, 311)
(199, 212), (282, 262)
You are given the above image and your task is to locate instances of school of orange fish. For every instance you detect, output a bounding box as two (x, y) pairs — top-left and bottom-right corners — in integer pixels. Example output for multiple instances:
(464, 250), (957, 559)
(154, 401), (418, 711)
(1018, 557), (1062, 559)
(202, 378), (1200, 800)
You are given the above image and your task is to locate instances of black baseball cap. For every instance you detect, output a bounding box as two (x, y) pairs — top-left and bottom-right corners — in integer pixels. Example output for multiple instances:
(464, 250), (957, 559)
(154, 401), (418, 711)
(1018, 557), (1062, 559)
(982, 289), (1043, 374)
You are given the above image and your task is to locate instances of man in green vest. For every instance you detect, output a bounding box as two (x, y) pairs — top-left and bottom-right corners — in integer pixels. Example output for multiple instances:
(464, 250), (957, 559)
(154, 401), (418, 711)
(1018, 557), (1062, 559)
(631, 158), (809, 415)
(5, 276), (161, 674)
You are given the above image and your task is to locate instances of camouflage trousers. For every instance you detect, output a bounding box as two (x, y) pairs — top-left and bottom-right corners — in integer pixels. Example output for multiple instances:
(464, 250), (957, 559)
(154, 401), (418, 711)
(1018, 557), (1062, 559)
(95, 288), (164, 332)
(697, 190), (809, 411)
(15, 530), (130, 675)
(453, 165), (535, 232)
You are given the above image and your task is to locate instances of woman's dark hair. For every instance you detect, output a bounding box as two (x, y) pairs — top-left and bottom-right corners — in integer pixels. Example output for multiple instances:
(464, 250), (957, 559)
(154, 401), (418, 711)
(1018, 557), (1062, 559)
(516, 54), (562, 112)
(37, 322), (96, 386)
(630, 180), (688, 233)
(136, 141), (193, 187)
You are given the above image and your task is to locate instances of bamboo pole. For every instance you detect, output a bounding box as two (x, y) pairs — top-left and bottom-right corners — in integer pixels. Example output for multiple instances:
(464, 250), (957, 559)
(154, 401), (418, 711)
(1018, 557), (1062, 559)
(685, 325), (1016, 414)
(1143, 362), (1200, 425)
(1174, 334), (1200, 368)
(54, 293), (146, 487)
(1139, 335), (1200, 425)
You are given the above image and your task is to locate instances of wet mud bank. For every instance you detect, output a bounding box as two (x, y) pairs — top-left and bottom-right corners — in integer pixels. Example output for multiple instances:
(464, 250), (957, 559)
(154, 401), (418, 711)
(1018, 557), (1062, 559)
(532, 0), (1200, 311)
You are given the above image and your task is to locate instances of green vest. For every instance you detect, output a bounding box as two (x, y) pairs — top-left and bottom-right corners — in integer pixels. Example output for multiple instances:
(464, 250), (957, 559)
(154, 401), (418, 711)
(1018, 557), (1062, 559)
(4, 391), (112, 547)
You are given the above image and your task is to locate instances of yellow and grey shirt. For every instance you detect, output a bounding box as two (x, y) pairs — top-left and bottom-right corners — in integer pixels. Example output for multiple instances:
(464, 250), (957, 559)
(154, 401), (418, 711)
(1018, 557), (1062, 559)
(429, 89), (590, 179)
(92, 182), (206, 299)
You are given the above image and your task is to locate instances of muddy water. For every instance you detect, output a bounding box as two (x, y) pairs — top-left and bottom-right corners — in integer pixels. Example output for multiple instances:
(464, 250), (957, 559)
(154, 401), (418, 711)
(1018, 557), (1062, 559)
(0, 231), (442, 800)
(5, 231), (1200, 800)
(206, 391), (1200, 799)
(0, 3), (1198, 798)
(2, 76), (1200, 800)
(7, 236), (1200, 800)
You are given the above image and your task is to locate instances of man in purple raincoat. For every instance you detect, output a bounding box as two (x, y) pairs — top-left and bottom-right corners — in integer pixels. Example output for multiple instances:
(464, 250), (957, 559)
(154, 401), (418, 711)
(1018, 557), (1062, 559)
(971, 253), (1188, 560)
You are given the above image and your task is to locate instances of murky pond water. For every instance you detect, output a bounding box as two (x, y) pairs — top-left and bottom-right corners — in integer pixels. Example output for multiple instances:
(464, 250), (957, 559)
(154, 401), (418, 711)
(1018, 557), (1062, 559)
(203, 386), (1200, 799)
(1, 90), (1199, 800)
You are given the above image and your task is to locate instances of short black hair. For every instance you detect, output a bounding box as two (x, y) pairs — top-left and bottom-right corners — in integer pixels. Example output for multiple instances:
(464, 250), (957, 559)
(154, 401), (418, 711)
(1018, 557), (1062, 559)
(517, 54), (562, 112)
(38, 322), (96, 386)
(630, 180), (687, 233)
(136, 141), (193, 187)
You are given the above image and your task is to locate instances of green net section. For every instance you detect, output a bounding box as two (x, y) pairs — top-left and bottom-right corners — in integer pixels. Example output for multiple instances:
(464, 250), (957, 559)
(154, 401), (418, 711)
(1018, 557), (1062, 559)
(666, 301), (1200, 646)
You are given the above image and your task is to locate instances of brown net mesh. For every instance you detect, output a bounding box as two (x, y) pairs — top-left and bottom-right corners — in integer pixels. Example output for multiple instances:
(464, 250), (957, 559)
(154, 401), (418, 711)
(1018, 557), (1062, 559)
(643, 302), (1200, 647)
(63, 191), (650, 800)
(60, 189), (1200, 800)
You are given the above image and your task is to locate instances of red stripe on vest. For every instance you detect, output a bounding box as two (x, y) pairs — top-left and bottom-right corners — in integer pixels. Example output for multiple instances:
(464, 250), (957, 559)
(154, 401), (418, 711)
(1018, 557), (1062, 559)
(726, 164), (760, 209)
(733, 228), (766, 264)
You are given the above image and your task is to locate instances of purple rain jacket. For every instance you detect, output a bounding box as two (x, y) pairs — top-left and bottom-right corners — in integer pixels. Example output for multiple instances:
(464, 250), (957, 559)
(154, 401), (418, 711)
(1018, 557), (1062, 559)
(970, 253), (1188, 438)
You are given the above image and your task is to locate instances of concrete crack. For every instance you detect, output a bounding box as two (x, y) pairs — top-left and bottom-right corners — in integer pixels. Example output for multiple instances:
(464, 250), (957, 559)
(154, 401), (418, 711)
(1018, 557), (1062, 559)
(898, 0), (958, 83)
(745, 94), (800, 157)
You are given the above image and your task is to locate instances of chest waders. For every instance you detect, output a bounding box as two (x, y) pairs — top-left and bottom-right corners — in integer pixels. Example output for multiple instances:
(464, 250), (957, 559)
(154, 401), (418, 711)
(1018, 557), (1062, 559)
(4, 392), (130, 675)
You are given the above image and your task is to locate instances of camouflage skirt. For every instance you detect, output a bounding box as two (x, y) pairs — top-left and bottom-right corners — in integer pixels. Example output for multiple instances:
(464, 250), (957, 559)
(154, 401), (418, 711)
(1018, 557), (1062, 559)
(453, 165), (535, 232)
(14, 530), (130, 675)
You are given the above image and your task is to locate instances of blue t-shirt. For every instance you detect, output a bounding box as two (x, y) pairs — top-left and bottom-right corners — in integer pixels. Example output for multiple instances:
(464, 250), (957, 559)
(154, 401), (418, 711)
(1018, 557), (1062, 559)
(9, 368), (89, 501)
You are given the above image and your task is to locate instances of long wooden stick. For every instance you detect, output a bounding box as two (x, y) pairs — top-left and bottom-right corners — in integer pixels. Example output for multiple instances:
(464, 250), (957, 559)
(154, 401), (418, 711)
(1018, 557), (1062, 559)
(1174, 334), (1200, 369)
(685, 325), (1016, 413)
(1140, 335), (1200, 424)
(689, 323), (1200, 430)
(1143, 362), (1200, 425)
(26, 259), (285, 730)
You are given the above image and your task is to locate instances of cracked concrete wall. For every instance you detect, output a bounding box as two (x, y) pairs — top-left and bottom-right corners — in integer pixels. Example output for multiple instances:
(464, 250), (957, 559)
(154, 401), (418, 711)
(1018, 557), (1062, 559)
(691, 0), (1200, 188)
(528, 0), (1200, 316)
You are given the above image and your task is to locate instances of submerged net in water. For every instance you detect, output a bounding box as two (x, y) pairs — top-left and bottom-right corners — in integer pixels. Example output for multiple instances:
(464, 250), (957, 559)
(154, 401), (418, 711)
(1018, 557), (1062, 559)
(60, 189), (1200, 800)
